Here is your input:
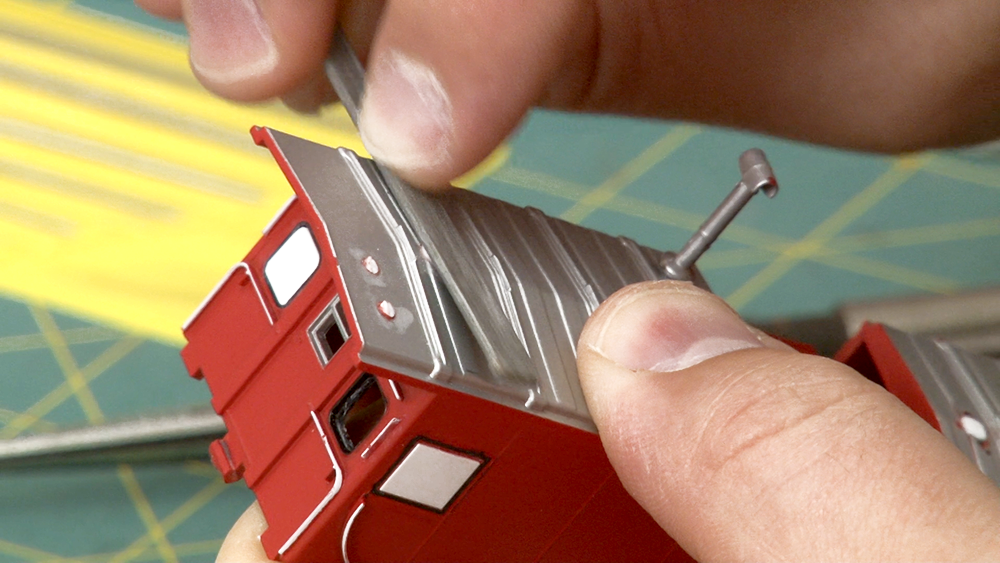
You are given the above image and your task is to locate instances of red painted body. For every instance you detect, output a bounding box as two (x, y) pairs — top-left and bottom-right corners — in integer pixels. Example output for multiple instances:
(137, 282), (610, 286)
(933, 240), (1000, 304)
(181, 128), (692, 562)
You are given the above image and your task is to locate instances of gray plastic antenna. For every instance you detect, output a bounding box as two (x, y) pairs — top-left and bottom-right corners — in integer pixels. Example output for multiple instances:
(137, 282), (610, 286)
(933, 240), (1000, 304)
(663, 148), (778, 280)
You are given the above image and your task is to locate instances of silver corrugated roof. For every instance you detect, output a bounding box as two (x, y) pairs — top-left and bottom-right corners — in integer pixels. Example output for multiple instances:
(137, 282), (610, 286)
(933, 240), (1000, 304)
(265, 128), (695, 432)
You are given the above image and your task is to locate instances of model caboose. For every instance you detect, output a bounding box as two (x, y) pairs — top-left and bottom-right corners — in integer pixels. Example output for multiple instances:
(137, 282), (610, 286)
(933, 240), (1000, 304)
(181, 127), (706, 562)
(181, 126), (1000, 562)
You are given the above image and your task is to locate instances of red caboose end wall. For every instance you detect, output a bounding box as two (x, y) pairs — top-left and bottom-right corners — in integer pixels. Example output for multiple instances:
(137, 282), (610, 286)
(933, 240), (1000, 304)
(180, 191), (378, 555)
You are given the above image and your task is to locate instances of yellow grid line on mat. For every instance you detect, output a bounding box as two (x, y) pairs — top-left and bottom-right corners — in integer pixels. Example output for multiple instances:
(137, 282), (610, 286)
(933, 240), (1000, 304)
(28, 305), (104, 424)
(560, 125), (701, 224)
(0, 450), (230, 563)
(107, 478), (230, 563)
(701, 217), (1000, 269)
(812, 253), (959, 294)
(182, 460), (222, 479)
(0, 538), (82, 563)
(0, 326), (120, 354)
(116, 465), (180, 563)
(493, 157), (967, 297)
(13, 303), (182, 563)
(925, 156), (1000, 191)
(822, 217), (1000, 253)
(0, 336), (143, 438)
(724, 154), (932, 309)
(0, 408), (58, 432)
(37, 539), (225, 563)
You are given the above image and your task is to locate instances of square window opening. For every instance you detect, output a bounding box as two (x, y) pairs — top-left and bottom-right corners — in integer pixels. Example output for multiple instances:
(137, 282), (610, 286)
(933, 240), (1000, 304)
(309, 297), (351, 365)
(331, 374), (387, 454)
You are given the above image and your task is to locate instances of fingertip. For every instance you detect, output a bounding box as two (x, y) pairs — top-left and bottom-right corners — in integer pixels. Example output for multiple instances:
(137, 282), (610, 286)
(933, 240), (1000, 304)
(183, 0), (278, 97)
(576, 281), (1000, 561)
(357, 0), (595, 188)
(182, 0), (337, 102)
(136, 0), (182, 20)
(358, 49), (456, 189)
(216, 502), (273, 563)
(281, 71), (338, 114)
(578, 280), (772, 375)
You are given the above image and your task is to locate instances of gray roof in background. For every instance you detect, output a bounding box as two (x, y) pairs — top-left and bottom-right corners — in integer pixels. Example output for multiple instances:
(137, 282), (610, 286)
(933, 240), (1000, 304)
(884, 325), (1000, 483)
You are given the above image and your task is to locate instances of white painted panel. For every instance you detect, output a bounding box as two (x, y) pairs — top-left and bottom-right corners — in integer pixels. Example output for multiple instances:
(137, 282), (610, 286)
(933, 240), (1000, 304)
(378, 442), (481, 510)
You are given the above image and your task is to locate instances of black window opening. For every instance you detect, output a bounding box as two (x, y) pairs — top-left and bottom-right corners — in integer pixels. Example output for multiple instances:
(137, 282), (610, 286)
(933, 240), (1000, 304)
(309, 298), (351, 365)
(331, 374), (387, 453)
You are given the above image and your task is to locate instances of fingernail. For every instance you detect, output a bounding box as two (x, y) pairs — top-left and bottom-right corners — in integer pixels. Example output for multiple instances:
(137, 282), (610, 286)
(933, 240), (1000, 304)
(186, 0), (278, 84)
(583, 281), (763, 372)
(359, 50), (453, 177)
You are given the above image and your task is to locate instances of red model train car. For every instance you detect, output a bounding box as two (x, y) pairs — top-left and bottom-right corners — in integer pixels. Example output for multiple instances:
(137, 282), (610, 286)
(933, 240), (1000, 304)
(182, 127), (697, 562)
(182, 128), (999, 562)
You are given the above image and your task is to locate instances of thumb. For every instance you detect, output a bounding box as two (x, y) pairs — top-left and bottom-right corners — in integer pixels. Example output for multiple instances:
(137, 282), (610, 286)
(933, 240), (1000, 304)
(357, 0), (594, 189)
(577, 281), (1000, 562)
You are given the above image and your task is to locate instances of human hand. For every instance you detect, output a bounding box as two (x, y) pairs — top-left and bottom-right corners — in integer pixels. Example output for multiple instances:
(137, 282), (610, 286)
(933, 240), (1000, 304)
(573, 280), (1000, 561)
(215, 280), (1000, 562)
(137, 0), (1000, 189)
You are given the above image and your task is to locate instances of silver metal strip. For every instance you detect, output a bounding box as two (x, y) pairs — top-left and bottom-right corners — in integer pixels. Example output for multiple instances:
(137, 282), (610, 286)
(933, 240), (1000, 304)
(343, 152), (446, 378)
(341, 502), (365, 563)
(361, 417), (401, 459)
(388, 379), (403, 401)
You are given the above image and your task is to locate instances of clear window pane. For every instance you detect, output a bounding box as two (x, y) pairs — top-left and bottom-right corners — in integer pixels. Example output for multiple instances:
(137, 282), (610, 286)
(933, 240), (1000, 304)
(264, 225), (320, 306)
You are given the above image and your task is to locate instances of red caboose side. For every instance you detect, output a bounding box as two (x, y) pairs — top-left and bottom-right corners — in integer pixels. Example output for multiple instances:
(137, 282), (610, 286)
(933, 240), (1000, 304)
(182, 128), (693, 562)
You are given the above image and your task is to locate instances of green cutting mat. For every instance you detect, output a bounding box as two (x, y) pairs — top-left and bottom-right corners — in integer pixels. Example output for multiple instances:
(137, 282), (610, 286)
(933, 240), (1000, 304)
(2, 2), (999, 563)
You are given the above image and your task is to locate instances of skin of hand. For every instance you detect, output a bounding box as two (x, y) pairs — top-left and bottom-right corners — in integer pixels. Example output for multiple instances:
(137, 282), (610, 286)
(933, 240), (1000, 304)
(137, 0), (1000, 189)
(134, 1), (1000, 560)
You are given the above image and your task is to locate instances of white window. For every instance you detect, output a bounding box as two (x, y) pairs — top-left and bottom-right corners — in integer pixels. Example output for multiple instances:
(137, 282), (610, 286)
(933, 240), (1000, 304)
(378, 442), (483, 511)
(264, 225), (320, 306)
